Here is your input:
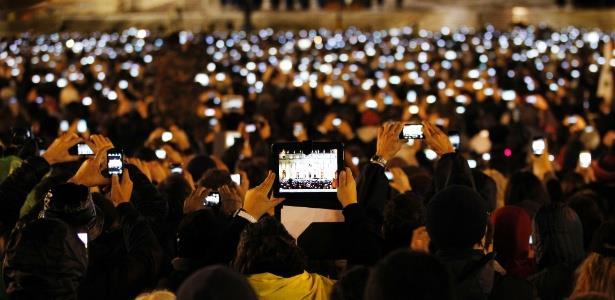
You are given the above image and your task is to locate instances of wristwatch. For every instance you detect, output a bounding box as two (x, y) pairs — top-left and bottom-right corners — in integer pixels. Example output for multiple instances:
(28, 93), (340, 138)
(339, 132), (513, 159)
(370, 155), (388, 167)
(234, 209), (258, 223)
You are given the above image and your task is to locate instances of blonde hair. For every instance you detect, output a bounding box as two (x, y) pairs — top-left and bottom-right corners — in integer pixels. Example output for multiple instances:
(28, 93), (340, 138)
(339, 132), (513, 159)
(135, 290), (176, 300)
(573, 253), (615, 299)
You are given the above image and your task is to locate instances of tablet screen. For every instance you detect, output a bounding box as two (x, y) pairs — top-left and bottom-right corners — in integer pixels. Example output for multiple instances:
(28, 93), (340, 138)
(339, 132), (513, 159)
(278, 148), (338, 193)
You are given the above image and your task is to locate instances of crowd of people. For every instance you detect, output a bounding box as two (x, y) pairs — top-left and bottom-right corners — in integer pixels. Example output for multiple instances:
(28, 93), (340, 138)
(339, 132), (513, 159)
(0, 24), (614, 300)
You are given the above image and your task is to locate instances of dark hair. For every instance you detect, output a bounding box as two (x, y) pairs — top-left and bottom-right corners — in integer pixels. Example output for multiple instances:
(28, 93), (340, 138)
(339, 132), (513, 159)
(364, 250), (454, 300)
(472, 170), (497, 212)
(237, 157), (268, 189)
(198, 169), (231, 190)
(505, 171), (549, 216)
(176, 209), (228, 264)
(187, 155), (217, 182)
(158, 174), (192, 221)
(330, 266), (370, 300)
(233, 216), (306, 278)
(382, 192), (424, 251)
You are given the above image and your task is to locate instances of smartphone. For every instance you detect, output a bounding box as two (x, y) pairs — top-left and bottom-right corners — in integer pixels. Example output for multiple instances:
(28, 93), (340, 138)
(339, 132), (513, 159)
(231, 173), (241, 185)
(60, 120), (69, 132)
(77, 232), (88, 249)
(204, 191), (220, 207)
(502, 90), (516, 101)
(245, 123), (257, 133)
(293, 123), (304, 137)
(566, 116), (578, 125)
(225, 131), (241, 148)
(170, 164), (183, 174)
(385, 171), (393, 181)
(448, 131), (460, 150)
(579, 151), (591, 168)
(69, 143), (94, 156)
(155, 148), (167, 160)
(205, 108), (216, 117)
(77, 119), (88, 134)
(399, 124), (424, 140)
(529, 235), (533, 246)
(384, 94), (393, 105)
(365, 99), (378, 109)
(332, 118), (342, 127)
(107, 149), (123, 176)
(526, 95), (537, 104)
(532, 138), (546, 156)
(161, 131), (173, 142)
(467, 159), (477, 169)
(351, 156), (360, 166)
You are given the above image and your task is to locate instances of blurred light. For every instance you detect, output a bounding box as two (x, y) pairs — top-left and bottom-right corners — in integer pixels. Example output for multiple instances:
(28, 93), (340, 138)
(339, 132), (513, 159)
(504, 148), (512, 157)
(82, 96), (92, 106)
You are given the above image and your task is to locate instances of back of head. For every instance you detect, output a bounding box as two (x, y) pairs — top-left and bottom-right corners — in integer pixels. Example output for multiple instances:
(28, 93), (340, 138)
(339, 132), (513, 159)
(198, 169), (231, 190)
(330, 266), (370, 300)
(567, 191), (605, 251)
(3, 218), (87, 299)
(472, 170), (497, 213)
(234, 216), (306, 278)
(176, 265), (257, 300)
(383, 192), (424, 250)
(39, 183), (99, 235)
(426, 185), (488, 251)
(176, 209), (228, 265)
(492, 206), (532, 265)
(505, 171), (549, 216)
(364, 250), (453, 300)
(534, 203), (585, 268)
(158, 174), (192, 221)
(186, 155), (217, 182)
(573, 221), (615, 298)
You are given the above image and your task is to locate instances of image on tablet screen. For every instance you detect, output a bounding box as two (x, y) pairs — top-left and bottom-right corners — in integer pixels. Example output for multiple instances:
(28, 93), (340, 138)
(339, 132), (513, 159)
(279, 149), (338, 193)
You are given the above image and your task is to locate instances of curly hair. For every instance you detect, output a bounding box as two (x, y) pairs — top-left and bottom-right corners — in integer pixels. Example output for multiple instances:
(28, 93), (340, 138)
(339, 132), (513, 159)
(233, 216), (306, 278)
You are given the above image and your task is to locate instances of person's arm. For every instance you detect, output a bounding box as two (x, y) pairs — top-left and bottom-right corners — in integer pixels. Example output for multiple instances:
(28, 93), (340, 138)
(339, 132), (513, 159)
(0, 156), (50, 231)
(338, 168), (383, 265)
(125, 164), (168, 223)
(221, 171), (284, 263)
(0, 134), (80, 232)
(356, 122), (404, 225)
(106, 170), (164, 298)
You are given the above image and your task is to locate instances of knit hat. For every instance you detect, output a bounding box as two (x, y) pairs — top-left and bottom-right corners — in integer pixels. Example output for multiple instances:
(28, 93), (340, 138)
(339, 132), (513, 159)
(425, 185), (488, 250)
(590, 221), (615, 258)
(592, 152), (615, 183)
(492, 206), (532, 264)
(176, 265), (257, 300)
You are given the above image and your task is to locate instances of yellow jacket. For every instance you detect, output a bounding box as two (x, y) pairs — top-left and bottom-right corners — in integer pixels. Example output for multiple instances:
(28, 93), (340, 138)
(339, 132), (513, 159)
(248, 271), (336, 300)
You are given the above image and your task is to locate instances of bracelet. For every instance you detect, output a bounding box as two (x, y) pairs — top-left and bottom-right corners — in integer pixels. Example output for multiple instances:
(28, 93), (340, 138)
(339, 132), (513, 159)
(235, 209), (258, 223)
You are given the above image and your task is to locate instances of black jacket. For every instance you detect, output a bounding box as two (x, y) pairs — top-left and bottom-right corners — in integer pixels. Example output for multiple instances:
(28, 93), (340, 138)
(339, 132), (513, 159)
(78, 202), (163, 300)
(3, 218), (87, 300)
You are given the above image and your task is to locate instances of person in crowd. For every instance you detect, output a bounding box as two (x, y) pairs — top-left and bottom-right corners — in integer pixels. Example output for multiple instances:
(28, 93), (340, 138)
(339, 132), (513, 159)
(571, 221), (615, 298)
(176, 265), (257, 300)
(364, 250), (454, 300)
(492, 206), (536, 278)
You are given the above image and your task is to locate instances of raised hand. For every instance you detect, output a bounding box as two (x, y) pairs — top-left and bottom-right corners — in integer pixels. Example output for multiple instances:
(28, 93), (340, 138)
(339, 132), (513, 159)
(422, 121), (455, 156)
(219, 184), (243, 215)
(183, 186), (210, 214)
(68, 141), (111, 187)
(41, 133), (81, 165)
(336, 167), (357, 208)
(110, 169), (133, 207)
(242, 171), (284, 219)
(376, 122), (404, 161)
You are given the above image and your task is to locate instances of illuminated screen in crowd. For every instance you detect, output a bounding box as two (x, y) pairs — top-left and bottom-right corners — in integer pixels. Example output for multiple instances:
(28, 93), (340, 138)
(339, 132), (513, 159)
(278, 149), (338, 193)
